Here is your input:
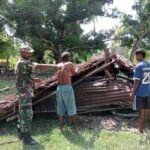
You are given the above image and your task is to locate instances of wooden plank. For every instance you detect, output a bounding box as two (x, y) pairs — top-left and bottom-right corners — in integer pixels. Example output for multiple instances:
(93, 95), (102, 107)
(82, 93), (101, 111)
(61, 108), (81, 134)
(73, 60), (116, 86)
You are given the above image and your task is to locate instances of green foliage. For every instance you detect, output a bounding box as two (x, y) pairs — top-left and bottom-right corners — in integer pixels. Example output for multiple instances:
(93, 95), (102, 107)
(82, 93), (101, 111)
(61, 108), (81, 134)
(142, 34), (150, 50)
(0, 79), (16, 99)
(72, 50), (96, 63)
(0, 0), (6, 31)
(4, 0), (113, 62)
(110, 45), (129, 58)
(43, 50), (55, 64)
(0, 33), (14, 59)
(0, 1), (15, 60)
(111, 0), (150, 61)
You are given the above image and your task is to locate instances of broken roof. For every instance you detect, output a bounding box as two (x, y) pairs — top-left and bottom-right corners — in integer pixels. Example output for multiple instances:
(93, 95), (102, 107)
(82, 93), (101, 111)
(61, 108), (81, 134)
(0, 50), (135, 121)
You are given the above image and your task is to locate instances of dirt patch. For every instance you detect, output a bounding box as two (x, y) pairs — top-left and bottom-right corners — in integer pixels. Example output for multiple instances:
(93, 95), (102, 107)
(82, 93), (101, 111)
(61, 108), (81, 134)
(78, 114), (150, 133)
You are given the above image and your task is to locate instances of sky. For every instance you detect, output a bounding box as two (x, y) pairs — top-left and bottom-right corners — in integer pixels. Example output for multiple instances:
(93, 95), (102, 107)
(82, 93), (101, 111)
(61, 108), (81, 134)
(81, 0), (136, 33)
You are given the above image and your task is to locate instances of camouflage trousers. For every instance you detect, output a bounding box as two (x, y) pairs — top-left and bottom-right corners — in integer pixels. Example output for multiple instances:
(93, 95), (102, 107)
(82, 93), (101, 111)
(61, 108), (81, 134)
(17, 88), (33, 133)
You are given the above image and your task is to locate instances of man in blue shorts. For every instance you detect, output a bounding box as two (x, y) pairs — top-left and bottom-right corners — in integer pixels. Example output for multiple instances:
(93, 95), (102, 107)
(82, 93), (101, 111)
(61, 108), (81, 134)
(56, 52), (79, 133)
(130, 48), (150, 133)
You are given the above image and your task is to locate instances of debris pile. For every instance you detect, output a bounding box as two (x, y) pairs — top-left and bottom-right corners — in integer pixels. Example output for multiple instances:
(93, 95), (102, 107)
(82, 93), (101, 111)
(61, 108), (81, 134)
(0, 50), (134, 121)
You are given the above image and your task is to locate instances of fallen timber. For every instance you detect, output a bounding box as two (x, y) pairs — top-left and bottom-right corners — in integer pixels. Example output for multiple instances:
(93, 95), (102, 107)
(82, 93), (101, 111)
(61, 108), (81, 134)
(0, 51), (134, 121)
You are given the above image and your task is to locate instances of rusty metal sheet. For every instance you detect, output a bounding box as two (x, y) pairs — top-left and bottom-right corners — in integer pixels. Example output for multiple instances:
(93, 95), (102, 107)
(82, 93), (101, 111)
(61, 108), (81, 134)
(0, 50), (134, 121)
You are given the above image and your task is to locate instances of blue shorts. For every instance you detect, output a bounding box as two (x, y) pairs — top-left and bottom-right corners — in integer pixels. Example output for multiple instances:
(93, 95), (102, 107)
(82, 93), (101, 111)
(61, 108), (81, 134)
(56, 85), (77, 116)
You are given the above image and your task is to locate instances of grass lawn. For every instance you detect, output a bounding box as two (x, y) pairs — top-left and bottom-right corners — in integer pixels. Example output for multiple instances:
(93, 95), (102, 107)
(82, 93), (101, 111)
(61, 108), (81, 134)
(0, 116), (150, 150)
(0, 75), (49, 99)
(0, 77), (16, 99)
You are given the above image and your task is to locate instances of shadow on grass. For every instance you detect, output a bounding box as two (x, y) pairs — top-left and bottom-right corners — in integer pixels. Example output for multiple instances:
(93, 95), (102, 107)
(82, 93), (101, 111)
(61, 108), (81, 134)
(32, 115), (58, 136)
(23, 142), (45, 150)
(62, 128), (100, 149)
(0, 115), (57, 136)
(0, 115), (58, 150)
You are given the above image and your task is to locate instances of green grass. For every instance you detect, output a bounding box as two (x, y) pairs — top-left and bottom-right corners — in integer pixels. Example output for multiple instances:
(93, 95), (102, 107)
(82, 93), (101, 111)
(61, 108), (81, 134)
(0, 78), (16, 99)
(0, 116), (150, 150)
(0, 75), (50, 100)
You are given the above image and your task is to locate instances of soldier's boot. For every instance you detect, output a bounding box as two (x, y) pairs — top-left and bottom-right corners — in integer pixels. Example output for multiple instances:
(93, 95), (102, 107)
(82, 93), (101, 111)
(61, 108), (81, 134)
(17, 128), (23, 140)
(22, 133), (38, 145)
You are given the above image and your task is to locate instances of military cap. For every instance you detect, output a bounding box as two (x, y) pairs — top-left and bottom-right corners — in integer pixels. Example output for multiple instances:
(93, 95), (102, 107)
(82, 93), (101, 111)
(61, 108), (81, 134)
(20, 46), (34, 53)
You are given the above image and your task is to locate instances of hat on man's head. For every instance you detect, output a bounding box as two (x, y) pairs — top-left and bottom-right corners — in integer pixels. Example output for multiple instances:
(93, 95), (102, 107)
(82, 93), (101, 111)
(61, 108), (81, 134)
(20, 46), (34, 53)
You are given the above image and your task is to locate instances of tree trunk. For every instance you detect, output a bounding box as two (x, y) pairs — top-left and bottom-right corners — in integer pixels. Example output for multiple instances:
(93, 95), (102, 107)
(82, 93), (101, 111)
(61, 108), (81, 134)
(130, 32), (145, 62)
(54, 43), (64, 63)
(6, 57), (9, 73)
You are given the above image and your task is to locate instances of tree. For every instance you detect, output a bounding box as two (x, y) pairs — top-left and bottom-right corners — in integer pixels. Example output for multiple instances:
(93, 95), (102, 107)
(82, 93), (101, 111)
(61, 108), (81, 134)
(0, 34), (13, 58)
(0, 0), (14, 61)
(116, 0), (150, 62)
(0, 0), (5, 30)
(4, 0), (114, 62)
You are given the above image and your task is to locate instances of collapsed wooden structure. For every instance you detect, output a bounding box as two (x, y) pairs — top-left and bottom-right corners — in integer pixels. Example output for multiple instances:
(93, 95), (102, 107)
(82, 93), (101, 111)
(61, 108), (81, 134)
(0, 50), (134, 121)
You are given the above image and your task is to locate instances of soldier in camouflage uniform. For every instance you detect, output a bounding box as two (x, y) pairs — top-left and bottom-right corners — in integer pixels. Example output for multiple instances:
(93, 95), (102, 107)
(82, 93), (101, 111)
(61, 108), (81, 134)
(16, 46), (59, 145)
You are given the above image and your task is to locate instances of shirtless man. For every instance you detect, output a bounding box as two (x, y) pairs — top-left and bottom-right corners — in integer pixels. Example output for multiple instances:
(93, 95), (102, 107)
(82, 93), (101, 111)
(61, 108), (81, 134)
(56, 52), (79, 133)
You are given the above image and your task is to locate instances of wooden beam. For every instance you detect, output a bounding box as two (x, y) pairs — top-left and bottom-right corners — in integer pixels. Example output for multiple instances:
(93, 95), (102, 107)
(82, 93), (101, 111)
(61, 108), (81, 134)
(73, 60), (115, 86)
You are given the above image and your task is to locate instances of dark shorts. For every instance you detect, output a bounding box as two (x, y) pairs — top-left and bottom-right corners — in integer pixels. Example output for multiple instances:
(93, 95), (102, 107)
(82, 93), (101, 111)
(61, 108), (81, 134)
(133, 96), (150, 111)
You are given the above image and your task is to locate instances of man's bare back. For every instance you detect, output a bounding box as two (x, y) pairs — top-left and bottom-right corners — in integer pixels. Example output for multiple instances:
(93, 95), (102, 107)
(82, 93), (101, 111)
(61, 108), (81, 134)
(56, 52), (79, 133)
(57, 62), (75, 85)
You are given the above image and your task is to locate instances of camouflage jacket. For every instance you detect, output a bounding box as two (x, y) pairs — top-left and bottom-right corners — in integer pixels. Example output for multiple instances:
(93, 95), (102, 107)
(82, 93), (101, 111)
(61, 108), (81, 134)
(15, 58), (38, 93)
